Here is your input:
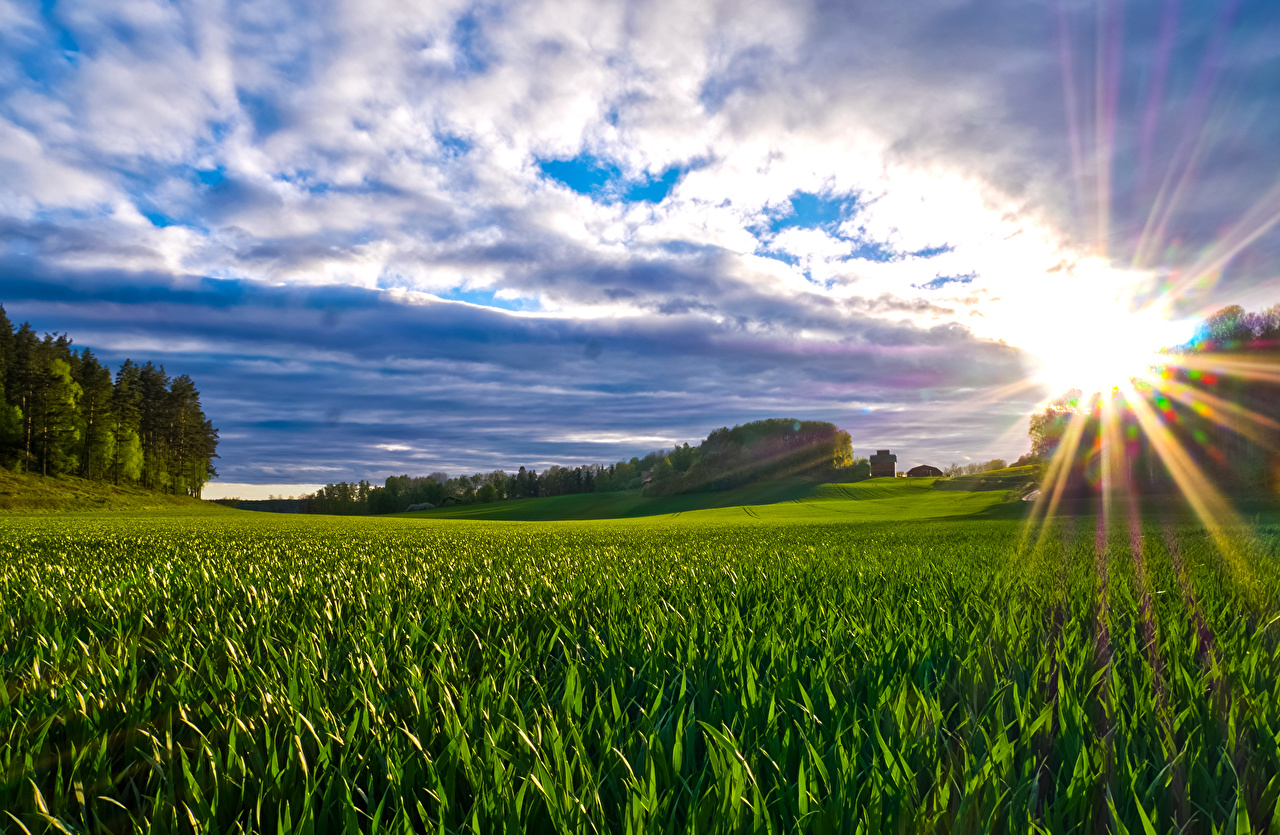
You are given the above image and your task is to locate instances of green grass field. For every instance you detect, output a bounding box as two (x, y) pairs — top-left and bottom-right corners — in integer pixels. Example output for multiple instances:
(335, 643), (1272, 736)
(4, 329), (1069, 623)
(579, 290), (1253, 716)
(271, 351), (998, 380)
(3, 479), (1280, 832)
(396, 476), (1021, 523)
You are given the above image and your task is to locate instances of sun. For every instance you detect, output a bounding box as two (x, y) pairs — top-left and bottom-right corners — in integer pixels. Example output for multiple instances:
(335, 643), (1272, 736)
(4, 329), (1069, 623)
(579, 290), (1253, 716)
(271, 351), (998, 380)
(1000, 259), (1197, 397)
(1033, 310), (1181, 396)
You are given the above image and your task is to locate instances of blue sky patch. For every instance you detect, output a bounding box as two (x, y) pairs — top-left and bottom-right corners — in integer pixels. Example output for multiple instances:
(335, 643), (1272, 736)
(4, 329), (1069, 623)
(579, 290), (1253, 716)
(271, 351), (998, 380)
(538, 154), (683, 204)
(236, 89), (281, 138)
(435, 287), (537, 312)
(911, 243), (954, 259)
(196, 167), (225, 187)
(845, 239), (903, 263)
(766, 191), (860, 235)
(275, 170), (333, 195)
(142, 211), (177, 228)
(625, 167), (681, 203)
(538, 154), (621, 197)
(437, 133), (472, 158)
(452, 12), (490, 75)
(754, 248), (800, 267)
(752, 189), (909, 267)
(39, 2), (80, 54)
(913, 272), (976, 291)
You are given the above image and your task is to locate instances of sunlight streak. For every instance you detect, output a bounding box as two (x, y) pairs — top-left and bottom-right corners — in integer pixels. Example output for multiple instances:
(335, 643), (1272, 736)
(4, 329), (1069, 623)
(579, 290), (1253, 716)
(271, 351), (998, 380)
(1165, 179), (1280, 302)
(1139, 371), (1280, 449)
(1171, 353), (1280, 386)
(1120, 380), (1258, 598)
(1020, 392), (1093, 552)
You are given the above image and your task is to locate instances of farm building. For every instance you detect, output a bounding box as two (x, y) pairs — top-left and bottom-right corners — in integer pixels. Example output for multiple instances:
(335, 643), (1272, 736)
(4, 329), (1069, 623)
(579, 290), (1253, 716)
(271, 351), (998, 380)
(869, 449), (897, 478)
(907, 464), (944, 477)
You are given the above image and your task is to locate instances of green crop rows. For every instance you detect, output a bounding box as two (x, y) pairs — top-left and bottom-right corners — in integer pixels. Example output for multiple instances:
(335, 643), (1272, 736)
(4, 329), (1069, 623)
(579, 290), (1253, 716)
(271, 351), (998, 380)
(3, 510), (1280, 832)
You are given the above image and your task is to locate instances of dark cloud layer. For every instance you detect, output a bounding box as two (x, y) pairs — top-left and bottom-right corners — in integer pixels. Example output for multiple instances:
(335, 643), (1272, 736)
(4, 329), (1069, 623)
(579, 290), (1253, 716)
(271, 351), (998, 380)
(1, 262), (1029, 482)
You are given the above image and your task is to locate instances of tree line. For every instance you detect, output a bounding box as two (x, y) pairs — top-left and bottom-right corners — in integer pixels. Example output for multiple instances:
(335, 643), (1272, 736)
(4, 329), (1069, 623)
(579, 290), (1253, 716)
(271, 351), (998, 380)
(297, 419), (863, 515)
(0, 305), (219, 496)
(1024, 303), (1280, 496)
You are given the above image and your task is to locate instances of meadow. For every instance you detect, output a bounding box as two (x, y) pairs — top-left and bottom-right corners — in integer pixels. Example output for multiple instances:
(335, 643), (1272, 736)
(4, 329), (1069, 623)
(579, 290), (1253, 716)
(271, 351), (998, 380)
(3, 480), (1280, 832)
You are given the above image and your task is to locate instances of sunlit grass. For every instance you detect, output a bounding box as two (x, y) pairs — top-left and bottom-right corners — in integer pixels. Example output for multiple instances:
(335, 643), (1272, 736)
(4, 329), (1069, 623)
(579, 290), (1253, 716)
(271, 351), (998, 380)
(3, 507), (1280, 832)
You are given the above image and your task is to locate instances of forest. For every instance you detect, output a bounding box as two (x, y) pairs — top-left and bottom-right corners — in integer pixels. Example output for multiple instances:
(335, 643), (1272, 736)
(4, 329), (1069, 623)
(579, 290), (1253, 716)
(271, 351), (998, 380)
(0, 305), (220, 497)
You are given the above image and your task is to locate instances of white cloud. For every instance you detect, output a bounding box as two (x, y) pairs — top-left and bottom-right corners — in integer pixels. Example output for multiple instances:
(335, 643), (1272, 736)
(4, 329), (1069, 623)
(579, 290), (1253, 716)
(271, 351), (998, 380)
(0, 117), (110, 211)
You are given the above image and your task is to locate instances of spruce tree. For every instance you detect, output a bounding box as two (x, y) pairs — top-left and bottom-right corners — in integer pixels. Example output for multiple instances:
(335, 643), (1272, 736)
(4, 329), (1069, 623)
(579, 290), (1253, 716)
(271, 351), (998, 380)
(35, 338), (82, 476)
(137, 362), (170, 490)
(10, 323), (39, 471)
(76, 349), (115, 479)
(111, 361), (142, 485)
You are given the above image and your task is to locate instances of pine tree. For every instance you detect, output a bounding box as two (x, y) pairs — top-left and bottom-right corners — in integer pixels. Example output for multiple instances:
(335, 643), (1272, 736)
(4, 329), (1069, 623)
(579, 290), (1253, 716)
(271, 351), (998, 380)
(76, 349), (115, 479)
(36, 341), (82, 476)
(0, 305), (13, 393)
(137, 362), (170, 490)
(0, 306), (20, 466)
(194, 418), (219, 497)
(111, 361), (142, 485)
(116, 427), (143, 482)
(168, 375), (214, 496)
(10, 323), (39, 472)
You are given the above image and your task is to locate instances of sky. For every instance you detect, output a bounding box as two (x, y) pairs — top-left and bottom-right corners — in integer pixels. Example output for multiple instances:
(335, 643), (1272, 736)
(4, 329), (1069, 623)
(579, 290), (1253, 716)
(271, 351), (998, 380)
(2, 0), (1279, 498)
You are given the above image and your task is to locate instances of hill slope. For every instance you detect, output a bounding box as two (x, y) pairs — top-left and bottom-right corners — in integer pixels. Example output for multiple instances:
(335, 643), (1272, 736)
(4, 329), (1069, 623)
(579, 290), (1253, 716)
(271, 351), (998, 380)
(0, 468), (220, 513)
(399, 476), (1022, 523)
(395, 477), (819, 521)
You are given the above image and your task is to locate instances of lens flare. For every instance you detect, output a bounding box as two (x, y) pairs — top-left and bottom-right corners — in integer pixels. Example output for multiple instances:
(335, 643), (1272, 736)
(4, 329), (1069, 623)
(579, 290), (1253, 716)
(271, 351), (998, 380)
(998, 259), (1197, 398)
(1002, 0), (1280, 597)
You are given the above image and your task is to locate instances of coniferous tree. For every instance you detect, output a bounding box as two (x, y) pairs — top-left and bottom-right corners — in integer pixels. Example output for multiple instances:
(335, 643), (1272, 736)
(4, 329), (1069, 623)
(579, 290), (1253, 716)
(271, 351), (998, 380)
(110, 361), (143, 485)
(168, 375), (217, 496)
(34, 338), (82, 476)
(0, 306), (20, 466)
(76, 349), (115, 479)
(0, 305), (12, 382)
(10, 323), (39, 471)
(193, 417), (219, 496)
(137, 362), (170, 490)
(0, 378), (19, 468)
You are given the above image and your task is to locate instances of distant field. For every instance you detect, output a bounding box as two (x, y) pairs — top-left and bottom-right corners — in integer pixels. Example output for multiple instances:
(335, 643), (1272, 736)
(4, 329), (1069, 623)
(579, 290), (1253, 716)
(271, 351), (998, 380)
(397, 475), (1022, 522)
(3, 485), (1280, 832)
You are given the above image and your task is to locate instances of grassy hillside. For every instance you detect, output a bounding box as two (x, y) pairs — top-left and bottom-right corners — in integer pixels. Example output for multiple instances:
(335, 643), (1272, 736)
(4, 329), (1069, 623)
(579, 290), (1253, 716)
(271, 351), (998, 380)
(0, 467), (221, 513)
(647, 477), (1017, 524)
(399, 475), (1022, 523)
(935, 463), (1040, 494)
(394, 477), (819, 521)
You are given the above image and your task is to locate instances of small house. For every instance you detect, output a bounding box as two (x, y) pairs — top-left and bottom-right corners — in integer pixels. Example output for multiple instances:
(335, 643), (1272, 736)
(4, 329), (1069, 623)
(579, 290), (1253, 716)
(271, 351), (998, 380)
(907, 464), (944, 477)
(869, 449), (897, 478)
